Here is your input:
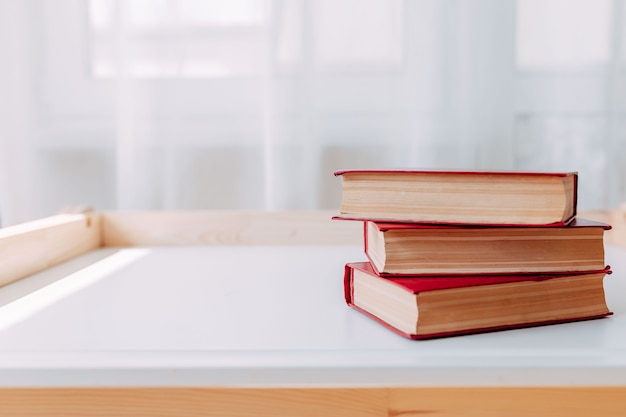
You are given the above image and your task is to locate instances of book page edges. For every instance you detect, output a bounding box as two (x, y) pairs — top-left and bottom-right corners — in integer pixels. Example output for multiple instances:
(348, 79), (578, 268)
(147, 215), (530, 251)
(344, 263), (611, 340)
(346, 301), (612, 340)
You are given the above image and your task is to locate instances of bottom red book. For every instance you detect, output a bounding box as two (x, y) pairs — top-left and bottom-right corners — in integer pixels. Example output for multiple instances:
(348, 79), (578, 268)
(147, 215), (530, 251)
(344, 262), (612, 340)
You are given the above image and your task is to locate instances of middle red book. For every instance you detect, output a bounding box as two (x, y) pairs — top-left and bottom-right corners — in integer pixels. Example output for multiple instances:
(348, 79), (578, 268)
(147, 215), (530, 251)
(364, 218), (610, 276)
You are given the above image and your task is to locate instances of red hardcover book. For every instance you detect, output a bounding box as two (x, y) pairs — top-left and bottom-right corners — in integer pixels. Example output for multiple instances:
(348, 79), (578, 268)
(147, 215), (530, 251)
(344, 262), (612, 340)
(334, 169), (577, 226)
(364, 218), (611, 276)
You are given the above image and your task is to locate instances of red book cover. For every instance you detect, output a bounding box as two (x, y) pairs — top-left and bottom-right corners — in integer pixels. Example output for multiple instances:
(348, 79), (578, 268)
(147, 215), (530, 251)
(363, 217), (611, 276)
(344, 262), (612, 340)
(334, 169), (577, 177)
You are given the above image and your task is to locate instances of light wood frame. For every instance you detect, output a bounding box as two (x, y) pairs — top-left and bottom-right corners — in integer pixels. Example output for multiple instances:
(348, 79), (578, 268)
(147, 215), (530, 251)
(0, 209), (625, 417)
(0, 210), (362, 289)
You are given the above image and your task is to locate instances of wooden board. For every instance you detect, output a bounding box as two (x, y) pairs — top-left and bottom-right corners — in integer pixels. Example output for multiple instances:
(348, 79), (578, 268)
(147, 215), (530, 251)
(0, 210), (362, 287)
(1, 387), (625, 417)
(100, 210), (361, 246)
(0, 213), (100, 287)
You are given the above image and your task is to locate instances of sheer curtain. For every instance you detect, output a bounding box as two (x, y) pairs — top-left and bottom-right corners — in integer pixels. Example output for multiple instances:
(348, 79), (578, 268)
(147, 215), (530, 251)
(0, 0), (624, 226)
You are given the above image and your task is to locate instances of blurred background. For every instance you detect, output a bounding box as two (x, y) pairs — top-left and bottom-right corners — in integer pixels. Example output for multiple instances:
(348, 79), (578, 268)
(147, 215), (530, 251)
(0, 0), (624, 226)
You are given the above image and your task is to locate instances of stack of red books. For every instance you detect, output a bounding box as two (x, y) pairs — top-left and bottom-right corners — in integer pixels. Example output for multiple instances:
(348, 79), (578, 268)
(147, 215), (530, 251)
(334, 169), (612, 339)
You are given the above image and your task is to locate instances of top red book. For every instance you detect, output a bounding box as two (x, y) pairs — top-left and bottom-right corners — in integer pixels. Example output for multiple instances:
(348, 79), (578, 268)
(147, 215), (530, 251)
(334, 170), (578, 226)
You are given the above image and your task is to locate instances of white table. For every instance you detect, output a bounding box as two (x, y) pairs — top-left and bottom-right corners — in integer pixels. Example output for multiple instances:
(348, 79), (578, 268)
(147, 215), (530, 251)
(0, 211), (625, 416)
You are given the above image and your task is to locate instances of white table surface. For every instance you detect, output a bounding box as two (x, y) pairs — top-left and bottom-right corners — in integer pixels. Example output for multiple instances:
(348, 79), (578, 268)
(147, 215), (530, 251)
(0, 244), (624, 388)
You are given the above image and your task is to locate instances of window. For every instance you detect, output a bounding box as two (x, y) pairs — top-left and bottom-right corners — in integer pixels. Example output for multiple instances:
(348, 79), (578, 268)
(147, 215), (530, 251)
(89, 0), (271, 78)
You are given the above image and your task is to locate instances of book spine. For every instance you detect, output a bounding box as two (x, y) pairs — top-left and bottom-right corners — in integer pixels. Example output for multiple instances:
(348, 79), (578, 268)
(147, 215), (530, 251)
(343, 263), (354, 305)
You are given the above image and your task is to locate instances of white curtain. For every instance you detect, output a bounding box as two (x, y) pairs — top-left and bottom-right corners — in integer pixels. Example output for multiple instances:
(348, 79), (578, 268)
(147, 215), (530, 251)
(1, 0), (625, 226)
